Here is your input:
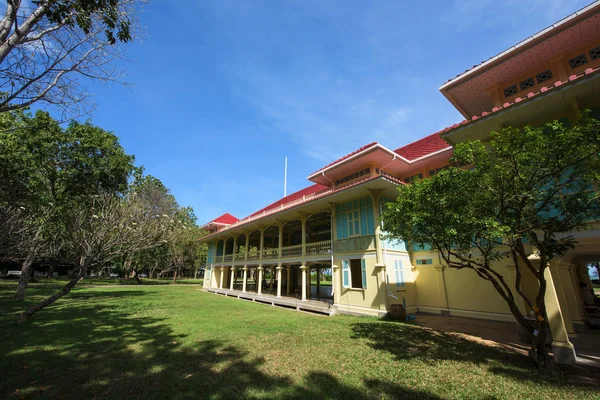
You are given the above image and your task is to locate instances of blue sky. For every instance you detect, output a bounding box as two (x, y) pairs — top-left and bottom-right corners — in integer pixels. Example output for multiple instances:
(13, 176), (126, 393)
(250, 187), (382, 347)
(82, 0), (591, 224)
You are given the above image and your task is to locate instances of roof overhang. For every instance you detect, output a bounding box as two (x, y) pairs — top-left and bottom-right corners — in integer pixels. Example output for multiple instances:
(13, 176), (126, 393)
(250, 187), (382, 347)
(441, 68), (600, 144)
(307, 143), (452, 186)
(439, 1), (600, 119)
(307, 144), (411, 185)
(198, 175), (402, 243)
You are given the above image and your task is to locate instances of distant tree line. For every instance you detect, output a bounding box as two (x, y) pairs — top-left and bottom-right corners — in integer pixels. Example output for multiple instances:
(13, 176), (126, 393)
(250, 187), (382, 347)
(0, 109), (206, 322)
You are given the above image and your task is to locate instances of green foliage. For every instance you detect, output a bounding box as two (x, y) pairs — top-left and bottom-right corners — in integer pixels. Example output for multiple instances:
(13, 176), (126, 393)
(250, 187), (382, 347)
(383, 112), (600, 365)
(384, 112), (600, 267)
(0, 110), (135, 209)
(45, 0), (136, 44)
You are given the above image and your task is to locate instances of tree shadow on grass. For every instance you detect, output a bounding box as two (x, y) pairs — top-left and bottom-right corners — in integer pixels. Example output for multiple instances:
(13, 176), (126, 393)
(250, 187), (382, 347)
(0, 288), (443, 400)
(351, 319), (600, 391)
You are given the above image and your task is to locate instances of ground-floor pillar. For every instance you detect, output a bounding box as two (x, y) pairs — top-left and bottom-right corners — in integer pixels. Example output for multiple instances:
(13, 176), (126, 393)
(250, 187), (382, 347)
(544, 265), (576, 365)
(257, 266), (263, 295)
(300, 265), (307, 301)
(549, 261), (575, 335)
(276, 264), (283, 298)
(286, 266), (291, 294)
(242, 266), (248, 292)
(269, 266), (274, 292)
(218, 267), (224, 289)
(230, 267), (236, 291)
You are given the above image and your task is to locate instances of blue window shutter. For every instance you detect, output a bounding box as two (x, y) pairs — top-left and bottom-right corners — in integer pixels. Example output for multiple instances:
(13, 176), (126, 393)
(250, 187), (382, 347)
(342, 260), (349, 288)
(399, 260), (405, 287)
(366, 206), (374, 234)
(360, 207), (368, 235)
(361, 259), (367, 289)
(394, 260), (400, 288)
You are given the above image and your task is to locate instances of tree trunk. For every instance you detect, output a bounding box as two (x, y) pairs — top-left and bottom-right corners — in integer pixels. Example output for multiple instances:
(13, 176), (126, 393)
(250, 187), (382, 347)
(17, 258), (88, 323)
(173, 267), (178, 283)
(14, 245), (38, 301)
(48, 259), (58, 278)
(528, 271), (552, 369)
(132, 267), (144, 284)
(194, 267), (198, 279)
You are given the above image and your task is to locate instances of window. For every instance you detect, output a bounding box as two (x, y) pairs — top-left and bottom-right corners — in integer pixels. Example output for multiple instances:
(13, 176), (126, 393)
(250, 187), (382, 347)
(394, 260), (404, 288)
(416, 258), (433, 265)
(335, 196), (375, 239)
(342, 258), (367, 289)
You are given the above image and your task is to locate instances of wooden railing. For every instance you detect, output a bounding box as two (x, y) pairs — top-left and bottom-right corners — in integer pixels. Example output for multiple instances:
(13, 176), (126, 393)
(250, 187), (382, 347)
(281, 244), (302, 257)
(247, 250), (260, 260)
(306, 240), (332, 255)
(262, 248), (278, 260)
(223, 254), (233, 262)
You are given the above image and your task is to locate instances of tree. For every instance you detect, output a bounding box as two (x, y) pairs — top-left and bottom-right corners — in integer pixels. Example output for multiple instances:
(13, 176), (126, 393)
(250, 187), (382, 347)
(0, 109), (135, 300)
(0, 0), (143, 118)
(121, 171), (178, 281)
(382, 112), (600, 368)
(166, 207), (206, 283)
(18, 191), (172, 322)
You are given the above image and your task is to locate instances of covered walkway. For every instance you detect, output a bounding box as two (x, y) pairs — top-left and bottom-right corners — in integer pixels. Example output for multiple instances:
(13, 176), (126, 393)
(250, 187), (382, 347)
(204, 287), (335, 316)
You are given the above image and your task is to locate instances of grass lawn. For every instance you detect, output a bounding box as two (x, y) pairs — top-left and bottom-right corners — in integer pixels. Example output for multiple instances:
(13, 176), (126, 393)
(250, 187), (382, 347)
(0, 281), (598, 399)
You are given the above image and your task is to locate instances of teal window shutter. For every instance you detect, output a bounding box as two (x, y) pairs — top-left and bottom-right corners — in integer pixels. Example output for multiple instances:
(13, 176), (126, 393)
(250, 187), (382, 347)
(361, 259), (367, 289)
(366, 205), (374, 234)
(360, 207), (368, 235)
(394, 260), (401, 288)
(342, 260), (349, 287)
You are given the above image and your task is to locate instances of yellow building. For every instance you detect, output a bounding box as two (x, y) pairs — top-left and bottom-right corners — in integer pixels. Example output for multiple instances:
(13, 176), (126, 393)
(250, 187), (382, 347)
(199, 2), (600, 365)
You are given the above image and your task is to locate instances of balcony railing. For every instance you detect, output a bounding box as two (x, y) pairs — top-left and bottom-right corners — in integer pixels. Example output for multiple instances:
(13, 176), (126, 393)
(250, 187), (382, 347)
(247, 250), (260, 260)
(223, 254), (233, 262)
(334, 236), (375, 253)
(306, 240), (332, 255)
(281, 244), (302, 257)
(262, 248), (278, 260)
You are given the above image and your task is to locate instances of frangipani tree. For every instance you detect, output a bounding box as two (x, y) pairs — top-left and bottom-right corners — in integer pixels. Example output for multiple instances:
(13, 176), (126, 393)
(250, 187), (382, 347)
(382, 112), (600, 367)
(18, 191), (173, 322)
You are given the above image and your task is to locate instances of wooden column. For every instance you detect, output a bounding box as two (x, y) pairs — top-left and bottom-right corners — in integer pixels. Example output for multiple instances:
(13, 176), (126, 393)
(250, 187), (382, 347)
(286, 266), (292, 294)
(257, 266), (263, 295)
(300, 265), (307, 301)
(276, 265), (283, 298)
(242, 267), (248, 292)
(229, 267), (236, 291)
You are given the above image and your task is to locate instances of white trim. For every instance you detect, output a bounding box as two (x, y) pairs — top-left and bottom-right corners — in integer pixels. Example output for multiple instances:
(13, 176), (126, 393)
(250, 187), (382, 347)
(307, 144), (411, 180)
(307, 143), (455, 181)
(439, 1), (600, 90)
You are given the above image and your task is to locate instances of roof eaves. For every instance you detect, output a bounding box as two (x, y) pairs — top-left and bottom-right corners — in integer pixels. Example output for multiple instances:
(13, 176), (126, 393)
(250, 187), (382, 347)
(439, 0), (600, 90)
(198, 175), (401, 242)
(441, 67), (600, 138)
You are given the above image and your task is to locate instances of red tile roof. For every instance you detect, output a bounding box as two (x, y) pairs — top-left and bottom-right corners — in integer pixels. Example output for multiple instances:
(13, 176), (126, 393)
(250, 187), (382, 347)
(247, 183), (328, 218)
(308, 142), (378, 176)
(394, 133), (451, 161)
(199, 175), (403, 241)
(441, 67), (600, 137)
(209, 213), (240, 225)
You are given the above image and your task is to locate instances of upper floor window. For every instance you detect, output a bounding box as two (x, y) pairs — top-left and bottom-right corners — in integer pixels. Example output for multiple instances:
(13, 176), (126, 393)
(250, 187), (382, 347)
(335, 196), (375, 239)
